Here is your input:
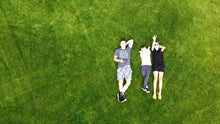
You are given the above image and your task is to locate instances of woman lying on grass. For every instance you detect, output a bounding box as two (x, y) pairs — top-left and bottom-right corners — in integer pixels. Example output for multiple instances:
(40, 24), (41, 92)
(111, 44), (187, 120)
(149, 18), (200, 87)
(151, 35), (166, 100)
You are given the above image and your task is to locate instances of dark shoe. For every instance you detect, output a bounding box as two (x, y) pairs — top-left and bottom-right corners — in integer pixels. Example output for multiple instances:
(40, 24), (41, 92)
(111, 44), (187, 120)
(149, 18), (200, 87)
(120, 95), (127, 103)
(117, 92), (125, 103)
(142, 87), (147, 92)
(146, 88), (150, 93)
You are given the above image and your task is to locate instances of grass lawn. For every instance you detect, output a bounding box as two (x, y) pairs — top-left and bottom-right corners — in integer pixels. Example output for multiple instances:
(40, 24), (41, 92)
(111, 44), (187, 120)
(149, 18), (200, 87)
(0, 0), (219, 123)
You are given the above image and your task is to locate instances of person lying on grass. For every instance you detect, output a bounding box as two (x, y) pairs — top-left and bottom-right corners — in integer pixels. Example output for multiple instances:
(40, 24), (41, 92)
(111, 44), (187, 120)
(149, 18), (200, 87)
(151, 35), (166, 100)
(139, 46), (151, 94)
(114, 39), (134, 103)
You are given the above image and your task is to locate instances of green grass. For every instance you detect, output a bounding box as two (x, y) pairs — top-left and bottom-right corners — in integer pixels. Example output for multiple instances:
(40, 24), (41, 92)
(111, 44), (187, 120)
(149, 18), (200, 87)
(0, 0), (219, 123)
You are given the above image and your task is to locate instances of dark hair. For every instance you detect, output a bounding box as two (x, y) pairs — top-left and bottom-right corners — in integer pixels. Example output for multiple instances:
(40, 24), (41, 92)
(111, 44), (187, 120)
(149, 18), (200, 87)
(120, 40), (126, 43)
(140, 45), (146, 51)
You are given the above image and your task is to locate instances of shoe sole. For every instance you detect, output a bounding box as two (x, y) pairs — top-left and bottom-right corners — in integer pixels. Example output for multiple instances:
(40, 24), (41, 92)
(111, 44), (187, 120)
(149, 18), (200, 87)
(146, 91), (150, 93)
(117, 93), (120, 102)
(120, 98), (127, 103)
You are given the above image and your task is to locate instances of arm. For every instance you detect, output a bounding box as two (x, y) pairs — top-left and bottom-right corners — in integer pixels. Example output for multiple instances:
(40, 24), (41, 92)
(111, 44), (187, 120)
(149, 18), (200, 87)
(151, 35), (157, 51)
(114, 56), (124, 63)
(126, 39), (134, 48)
(159, 45), (166, 52)
(139, 51), (145, 57)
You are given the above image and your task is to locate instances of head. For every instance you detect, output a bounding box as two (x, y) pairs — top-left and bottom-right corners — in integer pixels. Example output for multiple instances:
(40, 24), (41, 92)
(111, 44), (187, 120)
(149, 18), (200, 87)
(154, 42), (160, 51)
(120, 40), (126, 49)
(140, 46), (147, 51)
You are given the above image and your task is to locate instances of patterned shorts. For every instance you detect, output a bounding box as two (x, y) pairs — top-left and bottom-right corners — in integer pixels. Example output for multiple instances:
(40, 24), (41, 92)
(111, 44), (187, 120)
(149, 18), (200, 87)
(117, 65), (132, 80)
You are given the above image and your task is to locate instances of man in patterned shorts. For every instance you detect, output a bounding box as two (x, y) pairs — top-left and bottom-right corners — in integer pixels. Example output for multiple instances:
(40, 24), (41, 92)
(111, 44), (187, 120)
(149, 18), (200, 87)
(114, 39), (134, 103)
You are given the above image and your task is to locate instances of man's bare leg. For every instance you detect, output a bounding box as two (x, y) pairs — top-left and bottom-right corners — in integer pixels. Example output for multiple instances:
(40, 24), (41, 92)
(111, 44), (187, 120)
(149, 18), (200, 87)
(122, 79), (131, 93)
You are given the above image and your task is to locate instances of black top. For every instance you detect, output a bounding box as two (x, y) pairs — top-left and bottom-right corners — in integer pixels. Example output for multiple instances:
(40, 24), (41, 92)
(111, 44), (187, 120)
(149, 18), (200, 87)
(152, 49), (164, 67)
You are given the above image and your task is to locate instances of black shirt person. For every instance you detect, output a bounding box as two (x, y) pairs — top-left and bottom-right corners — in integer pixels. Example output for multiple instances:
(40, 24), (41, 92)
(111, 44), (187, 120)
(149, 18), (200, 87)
(152, 49), (164, 72)
(151, 35), (166, 100)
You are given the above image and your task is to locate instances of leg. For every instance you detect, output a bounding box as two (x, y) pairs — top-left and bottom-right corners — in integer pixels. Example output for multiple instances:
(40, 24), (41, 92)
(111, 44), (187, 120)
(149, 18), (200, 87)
(158, 72), (164, 99)
(122, 79), (131, 93)
(117, 67), (124, 92)
(117, 67), (126, 103)
(118, 80), (127, 103)
(118, 80), (123, 92)
(122, 66), (132, 93)
(141, 66), (147, 89)
(145, 66), (151, 88)
(153, 71), (159, 99)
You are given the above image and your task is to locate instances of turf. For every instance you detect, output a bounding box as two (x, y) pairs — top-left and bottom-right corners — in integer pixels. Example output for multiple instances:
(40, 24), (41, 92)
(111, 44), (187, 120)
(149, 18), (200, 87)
(0, 0), (219, 123)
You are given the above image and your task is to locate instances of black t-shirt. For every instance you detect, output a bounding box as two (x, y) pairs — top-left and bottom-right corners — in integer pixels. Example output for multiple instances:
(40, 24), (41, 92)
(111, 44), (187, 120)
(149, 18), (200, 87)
(152, 49), (164, 67)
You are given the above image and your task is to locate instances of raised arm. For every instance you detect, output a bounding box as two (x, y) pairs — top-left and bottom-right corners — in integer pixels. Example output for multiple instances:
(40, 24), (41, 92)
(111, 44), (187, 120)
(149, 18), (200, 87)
(151, 35), (157, 51)
(126, 39), (134, 48)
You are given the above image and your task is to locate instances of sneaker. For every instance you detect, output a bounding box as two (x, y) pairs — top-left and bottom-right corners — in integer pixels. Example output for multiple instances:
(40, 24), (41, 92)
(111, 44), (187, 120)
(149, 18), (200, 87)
(120, 95), (127, 103)
(117, 92), (127, 103)
(142, 87), (150, 93)
(142, 87), (147, 92)
(146, 88), (150, 93)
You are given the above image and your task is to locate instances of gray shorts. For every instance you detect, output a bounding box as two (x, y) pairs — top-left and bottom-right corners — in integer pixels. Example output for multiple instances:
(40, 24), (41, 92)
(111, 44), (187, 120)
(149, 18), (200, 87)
(117, 65), (132, 80)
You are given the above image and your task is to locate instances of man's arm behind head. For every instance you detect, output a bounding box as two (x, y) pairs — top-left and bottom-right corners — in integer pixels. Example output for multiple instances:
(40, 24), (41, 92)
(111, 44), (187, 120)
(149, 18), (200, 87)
(126, 39), (134, 48)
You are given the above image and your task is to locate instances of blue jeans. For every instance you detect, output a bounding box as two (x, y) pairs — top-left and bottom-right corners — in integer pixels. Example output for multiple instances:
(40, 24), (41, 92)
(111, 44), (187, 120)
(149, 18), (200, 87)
(141, 65), (151, 89)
